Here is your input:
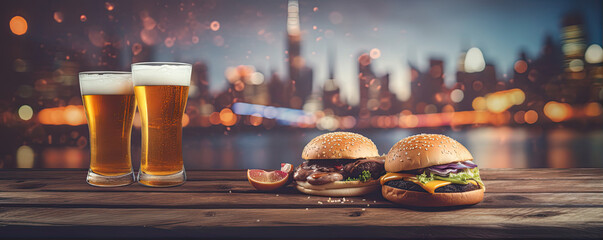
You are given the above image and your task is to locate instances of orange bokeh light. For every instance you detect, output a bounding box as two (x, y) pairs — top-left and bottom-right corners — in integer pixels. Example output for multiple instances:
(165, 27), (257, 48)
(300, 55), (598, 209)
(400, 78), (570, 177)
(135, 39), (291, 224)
(37, 106), (87, 126)
(53, 12), (64, 23)
(10, 16), (28, 35)
(249, 114), (263, 126)
(210, 21), (220, 31)
(105, 2), (115, 11)
(209, 112), (221, 125)
(219, 108), (237, 126)
(544, 101), (572, 122)
(64, 105), (86, 126)
(514, 111), (526, 124)
(524, 110), (538, 124)
(584, 102), (602, 117)
(514, 60), (528, 74)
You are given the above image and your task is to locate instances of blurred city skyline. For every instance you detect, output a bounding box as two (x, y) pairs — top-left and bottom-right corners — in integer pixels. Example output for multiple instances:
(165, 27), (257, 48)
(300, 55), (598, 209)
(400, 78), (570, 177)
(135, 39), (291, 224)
(2, 0), (603, 170)
(3, 0), (602, 104)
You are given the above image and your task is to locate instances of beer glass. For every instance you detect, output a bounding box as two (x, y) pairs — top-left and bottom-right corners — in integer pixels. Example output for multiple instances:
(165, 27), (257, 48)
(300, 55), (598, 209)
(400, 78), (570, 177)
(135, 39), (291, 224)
(132, 62), (191, 187)
(80, 71), (136, 187)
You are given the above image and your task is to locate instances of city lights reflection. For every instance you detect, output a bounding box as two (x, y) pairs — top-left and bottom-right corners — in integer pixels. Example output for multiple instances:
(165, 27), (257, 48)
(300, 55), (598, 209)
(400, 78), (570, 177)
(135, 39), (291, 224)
(16, 145), (35, 168)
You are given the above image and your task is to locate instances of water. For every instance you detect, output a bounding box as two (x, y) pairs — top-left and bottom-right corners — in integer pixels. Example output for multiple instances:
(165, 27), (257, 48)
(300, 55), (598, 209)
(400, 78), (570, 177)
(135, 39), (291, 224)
(4, 127), (602, 170)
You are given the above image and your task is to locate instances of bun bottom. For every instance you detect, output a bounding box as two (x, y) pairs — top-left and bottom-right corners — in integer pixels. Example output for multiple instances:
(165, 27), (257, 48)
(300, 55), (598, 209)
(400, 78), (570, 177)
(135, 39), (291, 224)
(296, 180), (380, 197)
(382, 185), (484, 207)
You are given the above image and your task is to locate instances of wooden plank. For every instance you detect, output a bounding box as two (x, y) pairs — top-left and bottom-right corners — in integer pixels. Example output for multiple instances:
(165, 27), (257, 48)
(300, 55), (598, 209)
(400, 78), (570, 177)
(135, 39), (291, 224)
(0, 178), (602, 193)
(0, 191), (602, 209)
(0, 207), (601, 238)
(2, 168), (603, 181)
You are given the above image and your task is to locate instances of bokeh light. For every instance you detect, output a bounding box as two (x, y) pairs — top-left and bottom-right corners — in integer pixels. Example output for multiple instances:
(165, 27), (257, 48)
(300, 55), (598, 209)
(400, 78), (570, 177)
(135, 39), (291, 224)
(220, 108), (237, 126)
(14, 59), (28, 73)
(568, 59), (584, 72)
(514, 60), (528, 74)
(465, 47), (485, 73)
(38, 106), (87, 125)
(544, 101), (572, 122)
(105, 2), (115, 11)
(249, 113), (263, 126)
(450, 89), (464, 103)
(10, 16), (28, 35)
(369, 48), (381, 59)
(249, 72), (265, 85)
(210, 21), (220, 31)
(53, 12), (64, 23)
(16, 145), (34, 168)
(585, 44), (603, 64)
(584, 102), (602, 117)
(472, 97), (487, 111)
(524, 110), (538, 124)
(18, 105), (33, 121)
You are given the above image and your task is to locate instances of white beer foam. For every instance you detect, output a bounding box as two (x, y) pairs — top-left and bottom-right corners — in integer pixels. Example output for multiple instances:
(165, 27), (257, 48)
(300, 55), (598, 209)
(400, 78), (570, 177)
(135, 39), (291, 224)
(79, 72), (134, 95)
(132, 63), (191, 86)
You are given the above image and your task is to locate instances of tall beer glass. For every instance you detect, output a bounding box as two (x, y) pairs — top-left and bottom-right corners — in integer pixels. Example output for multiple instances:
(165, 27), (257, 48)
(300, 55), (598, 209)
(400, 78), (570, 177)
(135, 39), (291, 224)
(80, 71), (136, 187)
(132, 62), (191, 187)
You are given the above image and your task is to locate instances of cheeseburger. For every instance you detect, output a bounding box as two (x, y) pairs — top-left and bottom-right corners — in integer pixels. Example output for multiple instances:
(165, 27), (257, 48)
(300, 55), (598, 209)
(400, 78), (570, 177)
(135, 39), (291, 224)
(294, 132), (385, 196)
(381, 134), (485, 207)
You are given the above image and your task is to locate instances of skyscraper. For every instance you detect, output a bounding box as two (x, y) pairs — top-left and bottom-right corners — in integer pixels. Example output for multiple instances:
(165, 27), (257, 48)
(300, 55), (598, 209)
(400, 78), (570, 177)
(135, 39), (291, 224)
(561, 12), (591, 103)
(322, 48), (345, 115)
(561, 12), (587, 80)
(285, 0), (312, 109)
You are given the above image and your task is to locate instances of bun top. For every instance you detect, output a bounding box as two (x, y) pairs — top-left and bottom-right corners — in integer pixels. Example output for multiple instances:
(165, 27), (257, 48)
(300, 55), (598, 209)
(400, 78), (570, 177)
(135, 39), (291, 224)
(302, 132), (380, 160)
(385, 134), (473, 172)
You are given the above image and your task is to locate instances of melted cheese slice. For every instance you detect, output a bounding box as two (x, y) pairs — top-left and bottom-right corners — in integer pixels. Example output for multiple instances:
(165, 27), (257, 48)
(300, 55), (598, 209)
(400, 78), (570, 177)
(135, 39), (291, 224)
(379, 173), (416, 185)
(407, 179), (451, 194)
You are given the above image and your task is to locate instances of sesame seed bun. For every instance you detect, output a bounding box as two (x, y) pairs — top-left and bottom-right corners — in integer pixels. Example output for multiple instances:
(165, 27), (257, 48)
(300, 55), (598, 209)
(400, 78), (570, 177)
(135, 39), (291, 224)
(382, 185), (484, 207)
(296, 180), (380, 197)
(302, 132), (380, 160)
(385, 134), (473, 172)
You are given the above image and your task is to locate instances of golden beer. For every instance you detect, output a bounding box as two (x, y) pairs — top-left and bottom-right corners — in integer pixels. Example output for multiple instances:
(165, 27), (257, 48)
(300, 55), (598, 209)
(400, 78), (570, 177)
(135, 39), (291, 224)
(135, 85), (188, 175)
(132, 62), (191, 187)
(80, 71), (136, 187)
(83, 94), (136, 175)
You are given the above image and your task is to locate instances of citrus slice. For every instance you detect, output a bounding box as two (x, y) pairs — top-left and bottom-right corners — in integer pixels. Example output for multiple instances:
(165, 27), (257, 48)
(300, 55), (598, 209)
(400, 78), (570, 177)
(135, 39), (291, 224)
(247, 168), (290, 191)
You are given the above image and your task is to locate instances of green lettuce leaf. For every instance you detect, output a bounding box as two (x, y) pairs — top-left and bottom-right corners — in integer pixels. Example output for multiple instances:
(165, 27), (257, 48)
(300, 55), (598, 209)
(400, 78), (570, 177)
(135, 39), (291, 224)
(346, 170), (372, 182)
(417, 168), (484, 187)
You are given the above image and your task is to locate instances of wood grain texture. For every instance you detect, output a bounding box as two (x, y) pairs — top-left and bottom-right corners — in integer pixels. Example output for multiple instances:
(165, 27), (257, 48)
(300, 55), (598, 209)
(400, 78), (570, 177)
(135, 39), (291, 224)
(1, 207), (602, 238)
(1, 178), (602, 193)
(0, 191), (602, 208)
(0, 168), (602, 238)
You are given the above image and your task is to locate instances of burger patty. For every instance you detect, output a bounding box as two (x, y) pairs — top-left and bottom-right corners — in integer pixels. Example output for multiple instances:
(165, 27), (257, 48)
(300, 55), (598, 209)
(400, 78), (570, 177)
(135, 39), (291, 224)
(385, 179), (480, 193)
(294, 158), (385, 184)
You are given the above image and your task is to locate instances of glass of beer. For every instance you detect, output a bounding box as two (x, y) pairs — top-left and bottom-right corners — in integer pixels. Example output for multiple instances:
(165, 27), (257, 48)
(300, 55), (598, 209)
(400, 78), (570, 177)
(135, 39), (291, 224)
(79, 71), (136, 187)
(132, 62), (191, 187)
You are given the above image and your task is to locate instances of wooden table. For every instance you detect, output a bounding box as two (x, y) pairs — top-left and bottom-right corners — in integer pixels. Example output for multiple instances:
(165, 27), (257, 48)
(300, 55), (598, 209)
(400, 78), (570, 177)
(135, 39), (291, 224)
(1, 169), (602, 238)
